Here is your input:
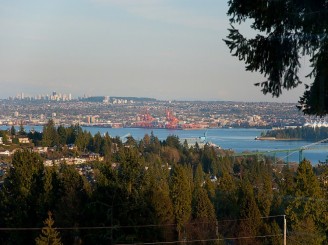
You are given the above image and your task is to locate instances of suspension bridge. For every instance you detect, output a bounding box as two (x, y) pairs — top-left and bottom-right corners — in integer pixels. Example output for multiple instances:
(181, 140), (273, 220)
(232, 137), (328, 164)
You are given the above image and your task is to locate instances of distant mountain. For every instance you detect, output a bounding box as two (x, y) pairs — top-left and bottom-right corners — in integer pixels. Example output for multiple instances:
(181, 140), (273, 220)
(80, 96), (157, 102)
(111, 96), (157, 102)
(79, 96), (105, 102)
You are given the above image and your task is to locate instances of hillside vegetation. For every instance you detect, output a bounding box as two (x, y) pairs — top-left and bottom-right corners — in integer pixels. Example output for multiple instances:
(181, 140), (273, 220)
(0, 121), (328, 244)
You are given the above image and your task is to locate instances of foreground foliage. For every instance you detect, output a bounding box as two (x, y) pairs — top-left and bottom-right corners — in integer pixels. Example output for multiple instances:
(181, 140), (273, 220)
(0, 131), (328, 244)
(225, 0), (328, 116)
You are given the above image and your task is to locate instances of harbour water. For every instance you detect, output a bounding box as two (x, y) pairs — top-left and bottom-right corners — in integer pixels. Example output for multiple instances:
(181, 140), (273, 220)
(1, 126), (327, 164)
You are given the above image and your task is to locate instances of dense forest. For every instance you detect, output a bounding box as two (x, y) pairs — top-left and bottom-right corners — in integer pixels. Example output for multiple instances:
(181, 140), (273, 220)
(262, 126), (328, 141)
(0, 121), (328, 244)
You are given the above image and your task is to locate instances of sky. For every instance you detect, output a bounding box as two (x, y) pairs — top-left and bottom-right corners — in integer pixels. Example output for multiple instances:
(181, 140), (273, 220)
(0, 0), (308, 102)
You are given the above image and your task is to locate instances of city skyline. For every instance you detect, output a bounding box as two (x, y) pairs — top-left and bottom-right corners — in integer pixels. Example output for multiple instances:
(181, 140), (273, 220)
(4, 90), (307, 103)
(0, 0), (308, 103)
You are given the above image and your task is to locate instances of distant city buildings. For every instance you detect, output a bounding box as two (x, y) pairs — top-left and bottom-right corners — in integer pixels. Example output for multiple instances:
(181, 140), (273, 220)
(9, 92), (140, 106)
(11, 91), (74, 102)
(86, 116), (98, 124)
(0, 97), (314, 129)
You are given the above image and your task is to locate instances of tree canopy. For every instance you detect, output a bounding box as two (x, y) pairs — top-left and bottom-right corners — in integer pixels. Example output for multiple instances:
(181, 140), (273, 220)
(3, 131), (328, 243)
(225, 0), (328, 116)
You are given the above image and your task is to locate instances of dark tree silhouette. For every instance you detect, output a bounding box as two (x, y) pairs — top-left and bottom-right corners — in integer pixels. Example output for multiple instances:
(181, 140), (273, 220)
(224, 0), (328, 116)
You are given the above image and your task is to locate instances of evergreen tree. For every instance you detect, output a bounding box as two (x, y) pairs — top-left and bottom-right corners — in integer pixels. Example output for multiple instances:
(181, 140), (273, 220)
(225, 0), (328, 115)
(204, 175), (216, 201)
(288, 217), (325, 245)
(53, 164), (90, 244)
(237, 179), (262, 245)
(170, 165), (193, 240)
(57, 125), (67, 146)
(316, 164), (328, 194)
(0, 150), (45, 244)
(113, 147), (155, 242)
(149, 131), (161, 154)
(100, 132), (112, 161)
(75, 130), (92, 152)
(19, 121), (26, 135)
(27, 130), (43, 146)
(201, 145), (219, 175)
(40, 166), (61, 214)
(143, 133), (151, 146)
(83, 164), (119, 244)
(0, 130), (8, 144)
(193, 188), (216, 222)
(246, 160), (273, 217)
(35, 211), (63, 245)
(151, 178), (175, 241)
(193, 163), (204, 189)
(216, 171), (239, 220)
(191, 188), (217, 241)
(165, 135), (182, 150)
(261, 221), (283, 245)
(10, 125), (16, 136)
(92, 132), (103, 153)
(286, 160), (326, 243)
(42, 120), (59, 147)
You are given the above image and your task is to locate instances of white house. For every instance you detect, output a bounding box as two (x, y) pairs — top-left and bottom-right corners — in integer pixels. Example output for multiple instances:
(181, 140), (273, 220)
(0, 150), (11, 156)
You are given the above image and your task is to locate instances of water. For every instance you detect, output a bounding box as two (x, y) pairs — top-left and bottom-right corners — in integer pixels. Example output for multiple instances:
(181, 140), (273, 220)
(2, 126), (327, 164)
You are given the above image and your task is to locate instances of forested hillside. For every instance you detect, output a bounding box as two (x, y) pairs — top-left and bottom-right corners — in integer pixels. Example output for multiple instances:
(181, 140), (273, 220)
(0, 122), (328, 244)
(263, 127), (328, 141)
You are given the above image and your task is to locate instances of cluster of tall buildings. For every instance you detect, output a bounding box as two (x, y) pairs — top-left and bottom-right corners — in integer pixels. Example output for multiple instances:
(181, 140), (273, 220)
(11, 91), (73, 101)
(86, 115), (98, 124)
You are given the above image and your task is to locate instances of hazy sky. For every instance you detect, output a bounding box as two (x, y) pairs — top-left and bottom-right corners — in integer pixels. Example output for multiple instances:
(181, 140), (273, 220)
(0, 0), (308, 102)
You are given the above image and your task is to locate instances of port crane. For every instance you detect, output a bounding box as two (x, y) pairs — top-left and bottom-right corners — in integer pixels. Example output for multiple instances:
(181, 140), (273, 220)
(165, 109), (180, 129)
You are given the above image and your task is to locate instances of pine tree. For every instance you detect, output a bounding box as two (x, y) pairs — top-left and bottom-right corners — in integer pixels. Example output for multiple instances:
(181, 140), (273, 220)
(57, 125), (67, 146)
(35, 211), (63, 245)
(10, 125), (16, 136)
(237, 180), (262, 245)
(55, 164), (89, 229)
(286, 160), (326, 243)
(191, 188), (217, 241)
(42, 119), (59, 147)
(19, 121), (26, 135)
(100, 133), (112, 162)
(193, 164), (204, 189)
(170, 165), (193, 240)
(0, 150), (46, 243)
(225, 0), (328, 115)
(151, 179), (175, 241)
(93, 132), (103, 153)
(216, 171), (239, 220)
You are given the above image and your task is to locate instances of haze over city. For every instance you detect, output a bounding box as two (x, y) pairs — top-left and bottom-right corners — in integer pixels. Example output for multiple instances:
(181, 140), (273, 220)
(0, 0), (308, 102)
